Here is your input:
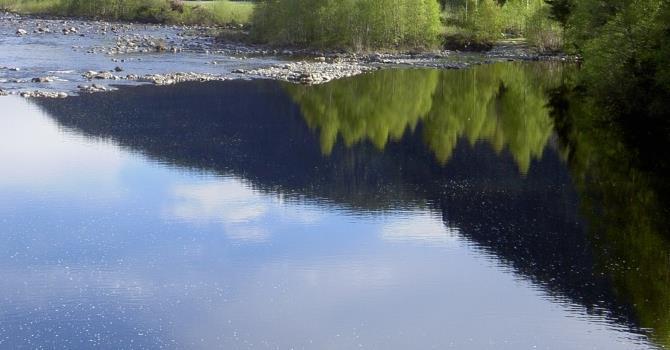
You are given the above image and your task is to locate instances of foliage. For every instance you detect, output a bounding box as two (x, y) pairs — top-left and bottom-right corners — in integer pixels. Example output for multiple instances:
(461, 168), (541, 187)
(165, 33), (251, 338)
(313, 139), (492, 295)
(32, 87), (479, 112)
(543, 0), (572, 25)
(549, 0), (670, 143)
(251, 0), (442, 50)
(525, 4), (562, 52)
(441, 0), (561, 48)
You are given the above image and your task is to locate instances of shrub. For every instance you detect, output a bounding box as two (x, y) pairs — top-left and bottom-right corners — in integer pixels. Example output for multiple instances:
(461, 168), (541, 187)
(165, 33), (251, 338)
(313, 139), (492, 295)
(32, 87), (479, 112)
(251, 0), (442, 50)
(442, 0), (504, 46)
(525, 5), (563, 52)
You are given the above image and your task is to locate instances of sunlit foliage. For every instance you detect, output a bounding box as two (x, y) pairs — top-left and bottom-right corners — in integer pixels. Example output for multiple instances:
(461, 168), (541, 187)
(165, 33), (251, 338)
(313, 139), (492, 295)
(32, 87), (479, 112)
(441, 0), (563, 49)
(251, 0), (442, 50)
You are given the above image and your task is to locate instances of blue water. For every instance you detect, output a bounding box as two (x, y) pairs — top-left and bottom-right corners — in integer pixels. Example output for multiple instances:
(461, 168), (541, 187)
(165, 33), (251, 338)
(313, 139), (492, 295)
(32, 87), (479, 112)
(0, 69), (661, 349)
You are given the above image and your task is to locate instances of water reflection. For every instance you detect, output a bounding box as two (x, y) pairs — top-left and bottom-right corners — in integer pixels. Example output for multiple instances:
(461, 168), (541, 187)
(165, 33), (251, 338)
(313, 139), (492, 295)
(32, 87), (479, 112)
(550, 85), (670, 347)
(287, 63), (563, 172)
(0, 62), (666, 349)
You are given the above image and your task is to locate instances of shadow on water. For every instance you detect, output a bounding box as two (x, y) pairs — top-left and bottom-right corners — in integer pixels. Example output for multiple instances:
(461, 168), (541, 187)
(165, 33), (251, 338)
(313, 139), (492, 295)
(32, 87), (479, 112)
(32, 62), (670, 346)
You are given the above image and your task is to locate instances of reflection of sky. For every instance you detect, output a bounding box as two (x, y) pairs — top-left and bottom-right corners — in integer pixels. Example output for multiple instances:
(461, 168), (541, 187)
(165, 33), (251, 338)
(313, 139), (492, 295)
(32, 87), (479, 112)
(0, 97), (655, 349)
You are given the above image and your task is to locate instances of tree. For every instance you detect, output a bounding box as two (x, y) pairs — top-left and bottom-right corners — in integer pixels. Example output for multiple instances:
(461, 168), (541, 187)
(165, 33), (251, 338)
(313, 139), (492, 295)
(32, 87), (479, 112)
(544, 0), (573, 25)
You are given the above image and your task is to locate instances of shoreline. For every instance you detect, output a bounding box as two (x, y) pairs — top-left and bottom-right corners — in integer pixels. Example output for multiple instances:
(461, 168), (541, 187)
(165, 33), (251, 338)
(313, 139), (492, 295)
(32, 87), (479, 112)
(0, 12), (577, 99)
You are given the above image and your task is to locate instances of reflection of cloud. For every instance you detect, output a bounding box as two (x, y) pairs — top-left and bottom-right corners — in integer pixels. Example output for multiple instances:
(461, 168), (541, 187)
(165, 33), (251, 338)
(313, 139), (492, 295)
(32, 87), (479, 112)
(225, 226), (270, 242)
(278, 204), (324, 225)
(170, 181), (271, 242)
(381, 212), (460, 246)
(172, 182), (267, 223)
(0, 98), (124, 192)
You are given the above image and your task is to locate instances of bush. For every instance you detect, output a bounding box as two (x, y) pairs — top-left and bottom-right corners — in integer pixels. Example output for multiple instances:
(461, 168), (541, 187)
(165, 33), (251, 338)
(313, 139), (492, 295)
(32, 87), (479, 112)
(442, 0), (504, 46)
(525, 5), (563, 52)
(442, 0), (561, 49)
(251, 0), (442, 50)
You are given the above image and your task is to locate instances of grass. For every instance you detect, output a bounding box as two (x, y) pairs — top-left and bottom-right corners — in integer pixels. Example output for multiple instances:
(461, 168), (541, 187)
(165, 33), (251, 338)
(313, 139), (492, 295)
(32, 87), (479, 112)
(182, 1), (253, 25)
(0, 0), (61, 14)
(0, 0), (255, 25)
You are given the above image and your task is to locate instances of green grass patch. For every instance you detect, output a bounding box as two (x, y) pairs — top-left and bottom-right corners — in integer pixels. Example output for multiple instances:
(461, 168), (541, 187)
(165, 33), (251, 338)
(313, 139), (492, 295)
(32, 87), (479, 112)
(0, 0), (254, 25)
(182, 1), (253, 25)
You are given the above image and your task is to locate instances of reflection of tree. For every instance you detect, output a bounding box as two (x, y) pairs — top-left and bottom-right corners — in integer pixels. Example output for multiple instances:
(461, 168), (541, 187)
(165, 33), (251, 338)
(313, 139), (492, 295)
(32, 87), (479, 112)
(424, 63), (562, 172)
(287, 69), (439, 154)
(550, 85), (670, 347)
(286, 63), (564, 173)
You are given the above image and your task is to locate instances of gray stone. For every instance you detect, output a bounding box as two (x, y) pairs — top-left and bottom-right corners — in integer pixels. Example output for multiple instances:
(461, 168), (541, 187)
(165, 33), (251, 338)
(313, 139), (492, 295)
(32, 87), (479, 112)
(31, 76), (54, 83)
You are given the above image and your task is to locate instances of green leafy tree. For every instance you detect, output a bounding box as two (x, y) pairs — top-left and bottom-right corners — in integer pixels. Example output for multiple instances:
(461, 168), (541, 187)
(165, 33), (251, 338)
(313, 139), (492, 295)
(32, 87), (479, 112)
(251, 0), (441, 50)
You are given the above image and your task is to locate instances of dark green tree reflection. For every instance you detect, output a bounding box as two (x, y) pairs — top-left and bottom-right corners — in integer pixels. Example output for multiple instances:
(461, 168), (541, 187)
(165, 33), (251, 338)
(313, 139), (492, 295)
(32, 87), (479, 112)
(550, 85), (670, 347)
(286, 63), (565, 173)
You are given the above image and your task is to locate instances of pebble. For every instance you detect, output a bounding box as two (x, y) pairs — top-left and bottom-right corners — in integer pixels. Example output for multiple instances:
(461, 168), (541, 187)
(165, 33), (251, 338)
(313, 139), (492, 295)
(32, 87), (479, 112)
(138, 72), (227, 86)
(243, 61), (376, 85)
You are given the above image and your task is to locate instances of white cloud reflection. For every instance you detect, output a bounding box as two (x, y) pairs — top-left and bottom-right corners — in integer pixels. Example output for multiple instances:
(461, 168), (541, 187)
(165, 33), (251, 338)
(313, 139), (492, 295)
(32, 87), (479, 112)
(381, 212), (460, 246)
(170, 180), (272, 242)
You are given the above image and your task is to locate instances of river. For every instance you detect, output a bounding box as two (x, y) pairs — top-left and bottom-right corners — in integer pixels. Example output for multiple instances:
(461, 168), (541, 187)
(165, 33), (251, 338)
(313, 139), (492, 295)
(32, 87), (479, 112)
(0, 62), (668, 349)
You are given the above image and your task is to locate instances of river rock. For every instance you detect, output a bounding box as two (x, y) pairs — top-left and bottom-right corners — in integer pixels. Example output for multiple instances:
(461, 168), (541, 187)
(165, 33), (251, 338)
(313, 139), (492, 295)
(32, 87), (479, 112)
(139, 72), (226, 86)
(78, 84), (107, 93)
(62, 26), (78, 35)
(16, 28), (27, 36)
(244, 61), (375, 85)
(31, 76), (54, 83)
(83, 70), (118, 80)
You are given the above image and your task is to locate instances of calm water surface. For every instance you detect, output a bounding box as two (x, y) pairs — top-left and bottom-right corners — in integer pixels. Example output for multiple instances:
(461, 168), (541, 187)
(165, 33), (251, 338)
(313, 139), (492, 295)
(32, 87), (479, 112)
(0, 63), (668, 349)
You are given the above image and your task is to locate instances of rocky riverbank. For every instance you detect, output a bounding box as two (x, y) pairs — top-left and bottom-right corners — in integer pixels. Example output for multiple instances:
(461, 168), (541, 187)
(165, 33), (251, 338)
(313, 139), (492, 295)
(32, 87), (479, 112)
(0, 12), (574, 98)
